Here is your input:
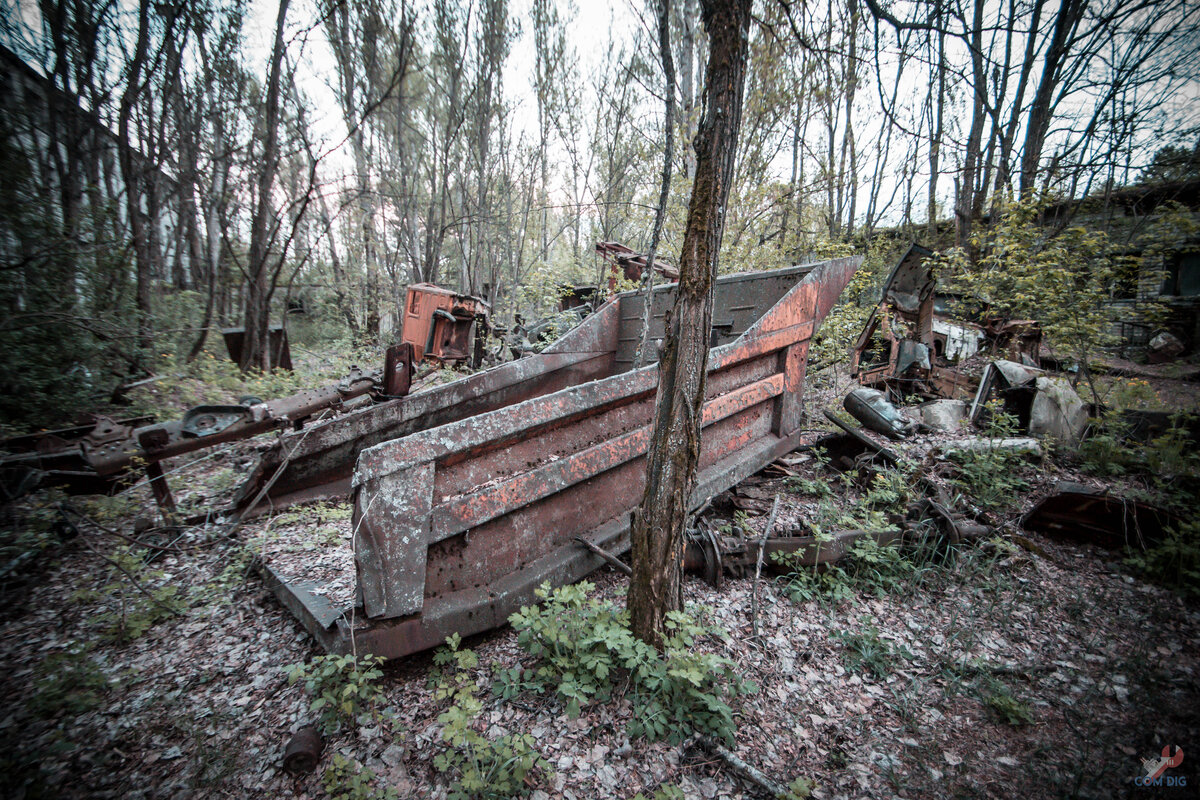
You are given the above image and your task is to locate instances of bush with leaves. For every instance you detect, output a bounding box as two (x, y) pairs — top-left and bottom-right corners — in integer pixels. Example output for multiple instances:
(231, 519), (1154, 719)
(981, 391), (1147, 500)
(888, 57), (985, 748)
(946, 402), (1030, 514)
(506, 582), (755, 745)
(431, 635), (548, 800)
(835, 620), (914, 679)
(1125, 520), (1200, 599)
(936, 195), (1159, 404)
(286, 654), (386, 735)
(322, 753), (398, 800)
(70, 546), (185, 642)
(29, 645), (113, 719)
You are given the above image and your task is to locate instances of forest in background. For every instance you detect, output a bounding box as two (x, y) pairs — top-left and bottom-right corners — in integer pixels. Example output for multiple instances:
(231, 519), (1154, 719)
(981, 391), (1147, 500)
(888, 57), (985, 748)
(1, 0), (1198, 429)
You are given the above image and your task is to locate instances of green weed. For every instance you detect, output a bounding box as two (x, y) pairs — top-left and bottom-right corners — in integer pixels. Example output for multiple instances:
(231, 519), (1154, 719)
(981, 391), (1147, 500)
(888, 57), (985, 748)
(432, 635), (549, 800)
(322, 753), (398, 800)
(286, 654), (386, 735)
(507, 582), (755, 745)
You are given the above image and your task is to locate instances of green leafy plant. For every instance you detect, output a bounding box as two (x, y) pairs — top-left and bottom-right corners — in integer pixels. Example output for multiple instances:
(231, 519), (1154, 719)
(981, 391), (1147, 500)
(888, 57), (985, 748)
(631, 786), (685, 800)
(286, 654), (386, 734)
(29, 645), (112, 718)
(772, 531), (931, 604)
(938, 195), (1161, 404)
(432, 635), (548, 800)
(71, 546), (185, 641)
(947, 402), (1029, 513)
(322, 753), (398, 800)
(507, 582), (755, 745)
(835, 621), (912, 679)
(783, 777), (816, 800)
(980, 684), (1035, 727)
(1125, 520), (1200, 598)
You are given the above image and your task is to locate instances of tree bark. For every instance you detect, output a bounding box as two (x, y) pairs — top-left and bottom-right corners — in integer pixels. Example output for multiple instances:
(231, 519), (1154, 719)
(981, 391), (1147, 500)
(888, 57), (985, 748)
(117, 0), (154, 363)
(635, 0), (676, 369)
(628, 0), (752, 648)
(241, 0), (290, 371)
(1019, 0), (1085, 197)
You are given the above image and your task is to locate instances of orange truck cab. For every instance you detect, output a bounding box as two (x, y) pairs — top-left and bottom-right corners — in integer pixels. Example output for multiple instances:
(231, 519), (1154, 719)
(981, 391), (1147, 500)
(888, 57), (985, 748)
(400, 283), (490, 364)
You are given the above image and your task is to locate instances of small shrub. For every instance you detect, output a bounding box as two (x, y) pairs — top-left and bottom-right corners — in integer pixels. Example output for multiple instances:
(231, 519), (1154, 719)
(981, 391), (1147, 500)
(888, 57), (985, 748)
(71, 546), (185, 642)
(947, 403), (1029, 513)
(432, 635), (548, 800)
(631, 786), (685, 800)
(29, 645), (112, 718)
(507, 582), (755, 745)
(322, 753), (398, 800)
(773, 534), (927, 603)
(835, 621), (912, 679)
(1125, 520), (1200, 598)
(286, 654), (386, 735)
(783, 777), (817, 800)
(981, 687), (1035, 727)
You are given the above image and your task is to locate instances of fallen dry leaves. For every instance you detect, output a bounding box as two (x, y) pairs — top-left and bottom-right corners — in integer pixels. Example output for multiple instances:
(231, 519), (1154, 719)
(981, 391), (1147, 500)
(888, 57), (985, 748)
(1, 381), (1197, 800)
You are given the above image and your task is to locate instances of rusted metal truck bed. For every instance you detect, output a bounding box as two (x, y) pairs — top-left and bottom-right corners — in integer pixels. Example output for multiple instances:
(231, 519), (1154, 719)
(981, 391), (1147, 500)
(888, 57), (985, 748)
(267, 257), (860, 658)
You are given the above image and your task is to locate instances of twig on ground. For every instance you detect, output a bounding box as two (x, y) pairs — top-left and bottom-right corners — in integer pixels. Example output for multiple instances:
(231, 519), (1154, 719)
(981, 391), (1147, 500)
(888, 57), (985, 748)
(691, 734), (790, 798)
(751, 494), (782, 640)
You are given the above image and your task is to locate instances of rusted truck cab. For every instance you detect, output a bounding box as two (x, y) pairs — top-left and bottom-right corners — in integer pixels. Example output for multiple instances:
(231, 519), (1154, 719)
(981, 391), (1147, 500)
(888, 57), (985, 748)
(400, 284), (490, 364)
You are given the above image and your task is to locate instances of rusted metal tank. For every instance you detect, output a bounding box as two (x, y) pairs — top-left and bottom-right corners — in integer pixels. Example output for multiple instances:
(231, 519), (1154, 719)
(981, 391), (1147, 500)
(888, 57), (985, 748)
(266, 256), (860, 659)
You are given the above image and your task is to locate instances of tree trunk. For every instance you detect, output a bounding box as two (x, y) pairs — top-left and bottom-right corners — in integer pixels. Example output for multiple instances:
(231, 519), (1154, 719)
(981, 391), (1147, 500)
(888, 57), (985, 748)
(628, 0), (752, 648)
(241, 0), (290, 371)
(1019, 0), (1084, 197)
(926, 0), (945, 238)
(117, 0), (154, 364)
(636, 0), (676, 369)
(955, 0), (986, 250)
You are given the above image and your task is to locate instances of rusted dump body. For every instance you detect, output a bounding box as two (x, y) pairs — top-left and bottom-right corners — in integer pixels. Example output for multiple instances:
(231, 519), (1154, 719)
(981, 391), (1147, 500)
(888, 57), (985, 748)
(400, 284), (489, 365)
(234, 301), (626, 515)
(268, 257), (860, 659)
(852, 244), (1041, 399)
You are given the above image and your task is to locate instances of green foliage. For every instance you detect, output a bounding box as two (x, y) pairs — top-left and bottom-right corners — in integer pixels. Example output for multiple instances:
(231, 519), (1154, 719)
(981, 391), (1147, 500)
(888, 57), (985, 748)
(431, 635), (549, 800)
(809, 242), (894, 367)
(0, 489), (67, 565)
(979, 683), (1035, 727)
(71, 546), (185, 642)
(946, 402), (1029, 513)
(507, 582), (755, 745)
(286, 654), (386, 735)
(1140, 139), (1200, 184)
(938, 196), (1158, 401)
(29, 645), (113, 719)
(782, 777), (816, 800)
(784, 448), (835, 499)
(74, 494), (138, 524)
(631, 786), (685, 800)
(835, 621), (912, 679)
(322, 753), (399, 800)
(1125, 520), (1200, 599)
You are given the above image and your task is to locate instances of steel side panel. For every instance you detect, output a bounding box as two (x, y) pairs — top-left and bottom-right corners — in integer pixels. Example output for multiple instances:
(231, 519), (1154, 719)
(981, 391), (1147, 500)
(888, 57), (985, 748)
(334, 426), (809, 660)
(431, 374), (784, 541)
(354, 463), (434, 618)
(336, 257), (859, 653)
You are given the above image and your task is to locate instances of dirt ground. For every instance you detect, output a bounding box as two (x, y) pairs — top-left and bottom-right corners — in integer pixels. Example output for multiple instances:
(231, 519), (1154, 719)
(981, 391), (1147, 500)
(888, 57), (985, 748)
(1, 369), (1197, 800)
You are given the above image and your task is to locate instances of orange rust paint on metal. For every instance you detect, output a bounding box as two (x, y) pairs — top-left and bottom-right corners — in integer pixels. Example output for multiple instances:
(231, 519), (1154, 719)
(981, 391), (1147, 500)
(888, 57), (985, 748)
(433, 374), (785, 537)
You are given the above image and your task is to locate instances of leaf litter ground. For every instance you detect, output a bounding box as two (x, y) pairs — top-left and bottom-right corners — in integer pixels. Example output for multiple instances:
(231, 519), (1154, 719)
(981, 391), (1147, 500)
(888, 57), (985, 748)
(1, 390), (1197, 800)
